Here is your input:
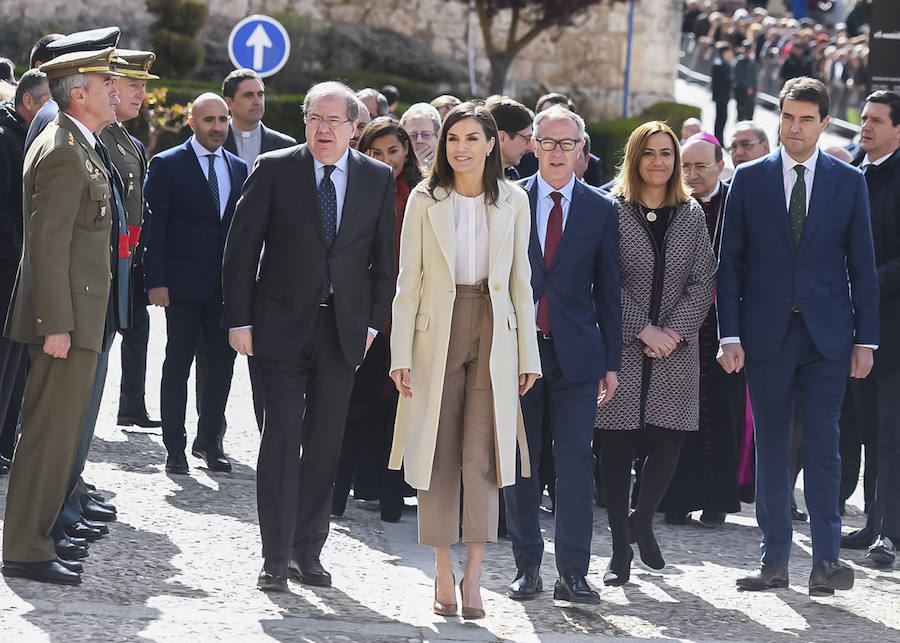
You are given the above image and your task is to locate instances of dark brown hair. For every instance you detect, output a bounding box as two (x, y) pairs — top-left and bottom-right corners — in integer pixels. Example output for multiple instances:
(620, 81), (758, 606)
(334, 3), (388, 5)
(779, 76), (829, 120)
(613, 121), (691, 206)
(357, 116), (423, 186)
(426, 101), (503, 206)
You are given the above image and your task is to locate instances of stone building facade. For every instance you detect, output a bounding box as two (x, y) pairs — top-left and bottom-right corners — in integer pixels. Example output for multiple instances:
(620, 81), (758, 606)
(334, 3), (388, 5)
(0, 0), (682, 119)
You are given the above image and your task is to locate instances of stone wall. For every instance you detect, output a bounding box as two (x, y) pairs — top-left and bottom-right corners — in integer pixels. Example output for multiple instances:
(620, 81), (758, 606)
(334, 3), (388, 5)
(0, 0), (682, 119)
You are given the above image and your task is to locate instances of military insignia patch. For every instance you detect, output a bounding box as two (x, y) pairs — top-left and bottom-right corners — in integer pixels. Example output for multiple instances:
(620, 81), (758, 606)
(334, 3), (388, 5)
(85, 160), (94, 173)
(117, 143), (127, 156)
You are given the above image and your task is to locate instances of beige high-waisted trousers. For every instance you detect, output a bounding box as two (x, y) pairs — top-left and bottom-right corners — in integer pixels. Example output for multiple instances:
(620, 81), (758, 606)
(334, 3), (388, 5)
(417, 282), (498, 547)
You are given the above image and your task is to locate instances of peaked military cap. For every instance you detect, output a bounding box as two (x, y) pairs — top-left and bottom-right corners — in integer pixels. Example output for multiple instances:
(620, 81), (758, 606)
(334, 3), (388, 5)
(45, 27), (121, 57)
(40, 47), (125, 80)
(114, 49), (159, 80)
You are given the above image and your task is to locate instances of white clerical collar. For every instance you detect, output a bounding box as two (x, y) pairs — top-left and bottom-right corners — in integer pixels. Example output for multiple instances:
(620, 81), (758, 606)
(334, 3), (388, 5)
(700, 181), (721, 203)
(232, 122), (261, 139)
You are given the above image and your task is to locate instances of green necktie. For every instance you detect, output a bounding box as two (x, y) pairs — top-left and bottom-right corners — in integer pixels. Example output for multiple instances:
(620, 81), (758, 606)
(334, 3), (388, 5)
(788, 164), (806, 248)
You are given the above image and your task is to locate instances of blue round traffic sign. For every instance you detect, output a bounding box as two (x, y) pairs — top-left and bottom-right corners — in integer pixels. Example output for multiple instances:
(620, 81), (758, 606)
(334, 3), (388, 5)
(228, 15), (291, 78)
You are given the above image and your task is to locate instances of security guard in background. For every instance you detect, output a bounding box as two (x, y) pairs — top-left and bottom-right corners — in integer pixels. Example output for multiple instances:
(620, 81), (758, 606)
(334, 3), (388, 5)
(2, 47), (124, 585)
(100, 50), (161, 429)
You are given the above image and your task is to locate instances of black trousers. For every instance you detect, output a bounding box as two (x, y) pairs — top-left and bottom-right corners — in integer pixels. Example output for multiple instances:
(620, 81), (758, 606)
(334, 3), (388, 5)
(863, 369), (900, 539)
(118, 303), (151, 417)
(0, 337), (26, 458)
(839, 377), (878, 509)
(714, 99), (730, 148)
(735, 87), (756, 122)
(160, 299), (235, 454)
(254, 305), (357, 561)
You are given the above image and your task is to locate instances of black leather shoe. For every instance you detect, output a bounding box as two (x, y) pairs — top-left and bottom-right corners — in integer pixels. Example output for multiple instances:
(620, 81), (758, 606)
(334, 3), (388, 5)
(508, 564), (542, 600)
(55, 538), (89, 560)
(81, 519), (109, 535)
(604, 546), (634, 586)
(86, 489), (106, 503)
(809, 559), (854, 596)
(85, 496), (117, 512)
(0, 454), (10, 475)
(117, 413), (162, 428)
(63, 521), (104, 542)
(699, 511), (726, 528)
(2, 560), (81, 585)
(257, 559), (288, 592)
(841, 527), (875, 550)
(630, 514), (665, 570)
(82, 499), (116, 522)
(736, 563), (789, 591)
(791, 508), (808, 522)
(380, 496), (402, 523)
(288, 557), (332, 587)
(165, 452), (189, 475)
(553, 571), (601, 604)
(191, 443), (232, 473)
(664, 511), (692, 525)
(866, 536), (896, 566)
(56, 557), (83, 573)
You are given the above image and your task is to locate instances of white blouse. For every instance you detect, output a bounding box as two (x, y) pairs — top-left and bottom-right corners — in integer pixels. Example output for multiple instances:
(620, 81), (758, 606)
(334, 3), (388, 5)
(451, 191), (490, 285)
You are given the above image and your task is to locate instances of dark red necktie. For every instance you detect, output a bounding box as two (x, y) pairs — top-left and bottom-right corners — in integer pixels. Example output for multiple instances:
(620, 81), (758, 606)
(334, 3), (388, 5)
(537, 192), (563, 334)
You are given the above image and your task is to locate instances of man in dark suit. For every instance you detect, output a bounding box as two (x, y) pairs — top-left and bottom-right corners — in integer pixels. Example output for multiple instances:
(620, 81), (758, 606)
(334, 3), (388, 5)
(222, 68), (296, 167)
(223, 81), (396, 592)
(711, 41), (734, 147)
(840, 90), (900, 566)
(486, 96), (533, 181)
(0, 70), (50, 470)
(504, 106), (621, 604)
(717, 77), (880, 596)
(144, 93), (248, 476)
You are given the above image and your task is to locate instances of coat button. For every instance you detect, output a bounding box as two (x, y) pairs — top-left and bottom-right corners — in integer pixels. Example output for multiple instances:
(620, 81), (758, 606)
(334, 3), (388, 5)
(494, 284), (501, 291)
(84, 285), (89, 292)
(36, 317), (42, 324)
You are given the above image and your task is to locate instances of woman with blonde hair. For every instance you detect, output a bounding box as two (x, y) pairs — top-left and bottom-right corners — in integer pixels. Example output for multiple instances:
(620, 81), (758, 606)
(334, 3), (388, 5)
(389, 102), (541, 618)
(595, 121), (716, 586)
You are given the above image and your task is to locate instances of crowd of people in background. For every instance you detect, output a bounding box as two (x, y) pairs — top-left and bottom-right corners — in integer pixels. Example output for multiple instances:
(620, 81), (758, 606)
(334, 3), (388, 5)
(0, 14), (896, 624)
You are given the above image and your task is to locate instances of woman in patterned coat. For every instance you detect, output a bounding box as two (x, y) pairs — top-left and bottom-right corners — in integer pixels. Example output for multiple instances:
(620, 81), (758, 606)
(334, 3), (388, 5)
(595, 121), (716, 586)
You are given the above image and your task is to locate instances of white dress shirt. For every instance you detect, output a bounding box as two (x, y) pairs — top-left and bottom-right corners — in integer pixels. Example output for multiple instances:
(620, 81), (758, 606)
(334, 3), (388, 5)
(720, 147), (876, 349)
(451, 190), (490, 285)
(190, 136), (231, 219)
(313, 148), (350, 233)
(861, 151), (893, 172)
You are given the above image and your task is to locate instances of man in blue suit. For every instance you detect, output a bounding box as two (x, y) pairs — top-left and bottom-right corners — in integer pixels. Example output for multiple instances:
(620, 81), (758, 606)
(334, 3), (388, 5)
(717, 77), (879, 596)
(144, 93), (248, 475)
(504, 106), (622, 604)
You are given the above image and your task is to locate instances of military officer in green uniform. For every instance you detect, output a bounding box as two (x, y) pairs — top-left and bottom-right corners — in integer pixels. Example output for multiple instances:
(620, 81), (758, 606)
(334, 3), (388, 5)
(2, 47), (123, 586)
(101, 50), (161, 430)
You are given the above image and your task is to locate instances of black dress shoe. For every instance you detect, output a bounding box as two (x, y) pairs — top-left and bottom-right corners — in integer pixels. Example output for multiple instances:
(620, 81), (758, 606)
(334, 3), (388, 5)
(603, 546), (634, 586)
(553, 571), (601, 604)
(258, 559), (288, 592)
(288, 557), (332, 587)
(508, 564), (542, 600)
(84, 496), (117, 513)
(165, 452), (189, 475)
(791, 508), (808, 522)
(0, 454), (10, 475)
(2, 560), (81, 585)
(379, 496), (402, 523)
(117, 413), (162, 428)
(866, 536), (896, 566)
(664, 511), (692, 525)
(87, 489), (107, 503)
(629, 514), (665, 570)
(63, 521), (104, 542)
(736, 562), (789, 591)
(82, 499), (116, 522)
(191, 443), (232, 473)
(841, 526), (875, 550)
(81, 519), (109, 535)
(809, 559), (854, 596)
(699, 511), (726, 528)
(56, 557), (84, 573)
(55, 538), (89, 560)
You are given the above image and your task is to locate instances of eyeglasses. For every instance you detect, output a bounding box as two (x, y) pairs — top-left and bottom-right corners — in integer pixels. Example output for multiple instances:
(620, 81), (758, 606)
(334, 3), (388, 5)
(536, 138), (579, 152)
(681, 162), (716, 173)
(305, 114), (351, 128)
(731, 138), (765, 150)
(408, 131), (435, 141)
(514, 131), (532, 143)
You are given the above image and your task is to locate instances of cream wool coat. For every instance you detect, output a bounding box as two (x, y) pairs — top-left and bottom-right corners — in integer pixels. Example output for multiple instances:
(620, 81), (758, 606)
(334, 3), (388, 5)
(388, 181), (542, 490)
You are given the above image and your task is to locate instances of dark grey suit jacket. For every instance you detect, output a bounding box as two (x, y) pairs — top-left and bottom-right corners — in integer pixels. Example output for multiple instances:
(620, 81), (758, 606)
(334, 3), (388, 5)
(222, 144), (397, 366)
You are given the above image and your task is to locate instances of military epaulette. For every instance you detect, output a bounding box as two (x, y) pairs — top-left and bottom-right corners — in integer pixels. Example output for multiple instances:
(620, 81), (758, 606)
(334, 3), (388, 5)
(67, 132), (75, 147)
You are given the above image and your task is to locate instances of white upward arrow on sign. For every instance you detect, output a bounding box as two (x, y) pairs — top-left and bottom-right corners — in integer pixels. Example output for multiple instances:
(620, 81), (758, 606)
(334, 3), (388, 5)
(245, 24), (273, 70)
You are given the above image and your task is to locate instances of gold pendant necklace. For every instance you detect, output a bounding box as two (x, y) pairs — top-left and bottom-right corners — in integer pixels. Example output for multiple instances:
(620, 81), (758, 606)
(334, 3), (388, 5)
(646, 210), (657, 222)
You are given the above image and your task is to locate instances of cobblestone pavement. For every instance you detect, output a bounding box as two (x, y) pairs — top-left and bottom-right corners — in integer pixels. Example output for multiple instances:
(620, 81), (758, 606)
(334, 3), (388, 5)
(2, 305), (899, 641)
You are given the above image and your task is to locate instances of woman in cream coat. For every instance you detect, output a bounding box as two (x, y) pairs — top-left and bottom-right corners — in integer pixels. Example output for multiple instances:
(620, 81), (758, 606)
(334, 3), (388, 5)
(389, 103), (541, 619)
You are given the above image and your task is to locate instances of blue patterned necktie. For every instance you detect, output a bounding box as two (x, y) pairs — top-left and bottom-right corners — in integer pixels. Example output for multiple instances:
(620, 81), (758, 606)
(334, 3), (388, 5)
(788, 164), (806, 248)
(319, 165), (337, 247)
(206, 153), (220, 217)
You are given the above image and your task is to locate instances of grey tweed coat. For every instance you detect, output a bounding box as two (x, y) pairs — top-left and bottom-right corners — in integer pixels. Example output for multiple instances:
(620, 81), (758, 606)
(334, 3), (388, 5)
(595, 197), (716, 432)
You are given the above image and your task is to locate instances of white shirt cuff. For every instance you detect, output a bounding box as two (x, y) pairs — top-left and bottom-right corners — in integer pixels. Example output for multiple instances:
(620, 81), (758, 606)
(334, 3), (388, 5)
(230, 325), (252, 331)
(368, 327), (378, 337)
(856, 344), (877, 350)
(720, 336), (741, 345)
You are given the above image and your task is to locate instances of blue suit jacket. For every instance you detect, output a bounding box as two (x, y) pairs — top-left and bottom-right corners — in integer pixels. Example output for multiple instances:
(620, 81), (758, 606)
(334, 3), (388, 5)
(143, 138), (248, 302)
(522, 174), (622, 381)
(717, 148), (879, 361)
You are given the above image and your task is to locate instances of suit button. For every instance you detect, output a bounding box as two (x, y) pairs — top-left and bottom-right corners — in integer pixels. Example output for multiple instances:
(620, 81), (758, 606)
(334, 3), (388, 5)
(36, 317), (42, 324)
(84, 285), (89, 292)
(494, 285), (501, 291)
